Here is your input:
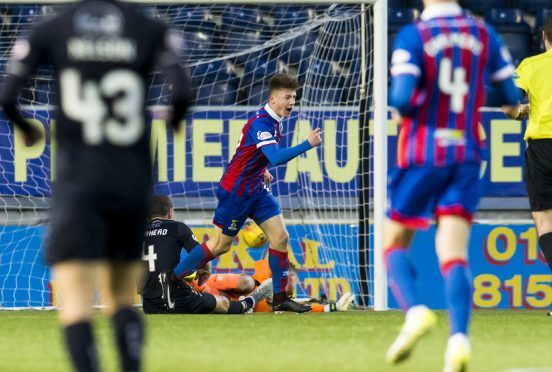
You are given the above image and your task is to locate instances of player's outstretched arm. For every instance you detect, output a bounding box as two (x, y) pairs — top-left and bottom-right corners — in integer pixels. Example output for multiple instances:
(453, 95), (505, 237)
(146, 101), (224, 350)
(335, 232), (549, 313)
(261, 128), (321, 166)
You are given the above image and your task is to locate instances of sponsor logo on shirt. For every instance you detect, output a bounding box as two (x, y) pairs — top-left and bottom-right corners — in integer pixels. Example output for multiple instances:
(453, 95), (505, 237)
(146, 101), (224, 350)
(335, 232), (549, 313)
(257, 131), (273, 141)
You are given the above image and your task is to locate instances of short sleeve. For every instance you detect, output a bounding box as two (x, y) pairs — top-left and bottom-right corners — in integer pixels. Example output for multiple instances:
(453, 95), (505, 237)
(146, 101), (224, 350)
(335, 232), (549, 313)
(249, 118), (277, 149)
(513, 61), (529, 93)
(177, 223), (200, 253)
(390, 24), (423, 78)
(486, 25), (516, 83)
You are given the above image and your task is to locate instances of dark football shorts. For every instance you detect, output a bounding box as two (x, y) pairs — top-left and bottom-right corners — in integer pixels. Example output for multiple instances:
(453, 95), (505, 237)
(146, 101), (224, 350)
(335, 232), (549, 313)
(45, 190), (148, 265)
(142, 282), (217, 314)
(525, 139), (552, 211)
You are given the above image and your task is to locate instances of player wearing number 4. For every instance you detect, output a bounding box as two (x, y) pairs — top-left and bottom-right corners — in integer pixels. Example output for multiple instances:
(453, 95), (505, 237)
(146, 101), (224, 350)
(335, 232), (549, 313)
(160, 73), (322, 313)
(387, 0), (521, 371)
(0, 1), (194, 371)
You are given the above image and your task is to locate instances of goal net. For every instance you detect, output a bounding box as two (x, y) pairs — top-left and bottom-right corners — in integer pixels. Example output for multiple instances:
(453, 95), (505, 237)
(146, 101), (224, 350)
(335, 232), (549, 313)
(0, 1), (387, 309)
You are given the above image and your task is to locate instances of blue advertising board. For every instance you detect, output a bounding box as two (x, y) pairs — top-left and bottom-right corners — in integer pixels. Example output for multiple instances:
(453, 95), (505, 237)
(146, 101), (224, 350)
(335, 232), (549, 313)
(1, 223), (549, 309)
(0, 107), (529, 198)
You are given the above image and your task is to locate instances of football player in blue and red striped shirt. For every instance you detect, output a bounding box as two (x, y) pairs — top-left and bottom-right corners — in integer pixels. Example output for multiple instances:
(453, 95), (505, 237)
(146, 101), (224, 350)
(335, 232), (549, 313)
(384, 1), (521, 370)
(160, 74), (321, 313)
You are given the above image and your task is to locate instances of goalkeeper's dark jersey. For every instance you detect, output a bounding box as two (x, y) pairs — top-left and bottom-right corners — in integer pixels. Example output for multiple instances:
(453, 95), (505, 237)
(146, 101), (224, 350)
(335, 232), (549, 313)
(140, 218), (200, 299)
(1, 0), (193, 203)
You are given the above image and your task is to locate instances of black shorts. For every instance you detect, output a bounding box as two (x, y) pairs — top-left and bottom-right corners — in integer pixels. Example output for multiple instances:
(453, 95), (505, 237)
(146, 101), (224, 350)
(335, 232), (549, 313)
(142, 283), (217, 314)
(45, 191), (148, 265)
(524, 139), (552, 211)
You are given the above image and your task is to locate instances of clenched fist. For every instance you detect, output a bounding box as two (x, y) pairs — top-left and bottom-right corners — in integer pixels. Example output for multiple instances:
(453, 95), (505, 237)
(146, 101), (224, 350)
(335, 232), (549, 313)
(308, 127), (322, 147)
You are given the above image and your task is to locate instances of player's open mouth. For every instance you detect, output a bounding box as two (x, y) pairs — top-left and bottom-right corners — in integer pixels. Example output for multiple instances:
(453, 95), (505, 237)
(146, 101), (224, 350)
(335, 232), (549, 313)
(285, 108), (292, 114)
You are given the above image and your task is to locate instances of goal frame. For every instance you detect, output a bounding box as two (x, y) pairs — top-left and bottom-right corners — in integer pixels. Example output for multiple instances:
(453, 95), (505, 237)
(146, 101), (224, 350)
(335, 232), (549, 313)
(0, 0), (389, 310)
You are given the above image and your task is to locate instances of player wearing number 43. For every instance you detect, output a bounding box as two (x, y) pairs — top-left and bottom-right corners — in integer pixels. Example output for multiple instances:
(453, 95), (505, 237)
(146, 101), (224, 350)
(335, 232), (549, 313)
(387, 0), (521, 371)
(0, 1), (195, 371)
(159, 73), (322, 313)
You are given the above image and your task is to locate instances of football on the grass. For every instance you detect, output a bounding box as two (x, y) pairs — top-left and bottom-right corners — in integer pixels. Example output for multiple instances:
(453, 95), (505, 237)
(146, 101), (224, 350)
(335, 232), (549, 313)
(242, 221), (268, 248)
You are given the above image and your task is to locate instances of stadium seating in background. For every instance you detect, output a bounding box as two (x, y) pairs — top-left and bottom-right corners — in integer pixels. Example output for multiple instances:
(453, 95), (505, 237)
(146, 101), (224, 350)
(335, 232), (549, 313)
(318, 29), (360, 65)
(147, 84), (171, 105)
(459, 0), (510, 15)
(519, 0), (552, 14)
(220, 6), (269, 34)
(280, 32), (318, 67)
(298, 58), (347, 104)
(9, 5), (41, 24)
(388, 0), (408, 9)
(307, 87), (343, 105)
(182, 30), (217, 61)
(192, 60), (239, 86)
(342, 59), (370, 103)
(172, 6), (218, 32)
(534, 8), (551, 52)
(245, 82), (270, 106)
(192, 60), (239, 105)
(299, 58), (347, 87)
(272, 6), (316, 29)
(486, 9), (532, 66)
(195, 83), (237, 106)
(34, 82), (56, 106)
(223, 31), (270, 65)
(257, 5), (275, 15)
(408, 0), (424, 11)
(239, 55), (288, 105)
(388, 8), (418, 33)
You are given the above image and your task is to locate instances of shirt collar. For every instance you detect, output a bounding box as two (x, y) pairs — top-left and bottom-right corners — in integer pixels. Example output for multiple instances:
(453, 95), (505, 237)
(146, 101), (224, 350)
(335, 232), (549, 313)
(421, 2), (463, 21)
(264, 103), (283, 122)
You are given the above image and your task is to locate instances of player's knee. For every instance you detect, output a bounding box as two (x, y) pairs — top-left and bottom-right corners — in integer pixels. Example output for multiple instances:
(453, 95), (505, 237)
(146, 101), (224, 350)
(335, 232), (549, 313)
(270, 231), (289, 249)
(216, 241), (232, 255)
(237, 275), (256, 293)
(210, 236), (233, 255)
(384, 220), (415, 249)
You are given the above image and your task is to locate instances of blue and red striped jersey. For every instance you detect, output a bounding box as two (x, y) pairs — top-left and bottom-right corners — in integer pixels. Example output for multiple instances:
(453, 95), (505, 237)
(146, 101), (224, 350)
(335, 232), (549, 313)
(220, 104), (282, 196)
(390, 3), (516, 168)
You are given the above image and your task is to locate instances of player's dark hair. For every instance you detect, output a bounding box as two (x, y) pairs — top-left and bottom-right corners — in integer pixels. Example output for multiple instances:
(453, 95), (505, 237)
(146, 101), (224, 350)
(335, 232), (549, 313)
(149, 195), (172, 219)
(269, 73), (298, 93)
(544, 12), (552, 42)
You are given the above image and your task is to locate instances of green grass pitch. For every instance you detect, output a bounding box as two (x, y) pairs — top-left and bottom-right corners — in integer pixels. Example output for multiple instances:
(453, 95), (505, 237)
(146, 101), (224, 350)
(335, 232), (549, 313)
(0, 310), (550, 371)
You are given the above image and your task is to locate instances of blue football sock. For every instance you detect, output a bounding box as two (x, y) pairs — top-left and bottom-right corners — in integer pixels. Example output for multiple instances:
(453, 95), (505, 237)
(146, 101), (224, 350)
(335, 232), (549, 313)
(173, 242), (214, 280)
(442, 260), (471, 335)
(385, 247), (420, 311)
(268, 248), (289, 294)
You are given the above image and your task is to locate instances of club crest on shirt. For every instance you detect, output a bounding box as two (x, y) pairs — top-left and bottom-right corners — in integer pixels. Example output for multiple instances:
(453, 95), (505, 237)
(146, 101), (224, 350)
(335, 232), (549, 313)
(257, 131), (272, 141)
(228, 219), (239, 231)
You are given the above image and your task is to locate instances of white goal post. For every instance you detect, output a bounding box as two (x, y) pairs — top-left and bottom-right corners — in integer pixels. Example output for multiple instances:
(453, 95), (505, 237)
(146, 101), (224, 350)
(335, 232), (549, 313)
(0, 0), (388, 310)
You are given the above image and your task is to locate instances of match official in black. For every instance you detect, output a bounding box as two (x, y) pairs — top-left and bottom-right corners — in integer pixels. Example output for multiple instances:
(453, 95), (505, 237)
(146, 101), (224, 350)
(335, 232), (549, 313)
(0, 1), (194, 371)
(505, 12), (552, 302)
